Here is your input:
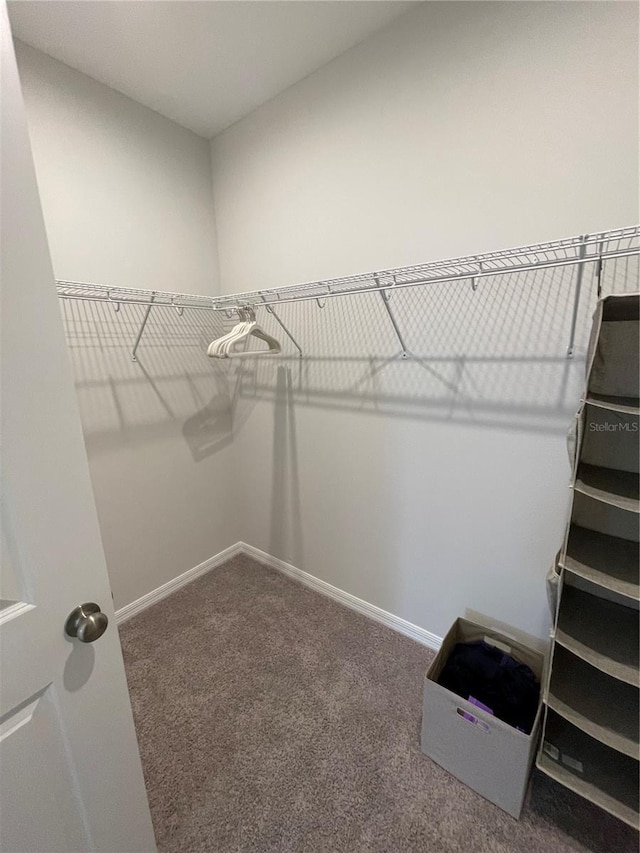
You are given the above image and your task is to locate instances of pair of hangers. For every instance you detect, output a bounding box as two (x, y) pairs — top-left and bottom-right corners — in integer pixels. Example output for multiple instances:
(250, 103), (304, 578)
(207, 306), (281, 359)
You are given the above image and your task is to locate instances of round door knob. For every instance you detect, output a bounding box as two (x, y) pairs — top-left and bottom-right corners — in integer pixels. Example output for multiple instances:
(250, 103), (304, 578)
(65, 603), (109, 643)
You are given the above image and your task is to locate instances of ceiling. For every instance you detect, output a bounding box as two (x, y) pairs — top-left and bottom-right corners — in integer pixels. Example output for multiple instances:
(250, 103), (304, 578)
(8, 1), (415, 138)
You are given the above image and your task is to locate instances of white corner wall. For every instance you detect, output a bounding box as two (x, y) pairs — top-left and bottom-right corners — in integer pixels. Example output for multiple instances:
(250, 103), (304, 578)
(210, 1), (639, 640)
(14, 41), (239, 609)
(14, 40), (219, 294)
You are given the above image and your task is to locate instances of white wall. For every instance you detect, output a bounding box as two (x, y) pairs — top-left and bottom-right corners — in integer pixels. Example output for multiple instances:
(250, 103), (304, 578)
(211, 1), (639, 640)
(14, 40), (219, 294)
(212, 1), (637, 290)
(13, 2), (638, 636)
(15, 41), (239, 609)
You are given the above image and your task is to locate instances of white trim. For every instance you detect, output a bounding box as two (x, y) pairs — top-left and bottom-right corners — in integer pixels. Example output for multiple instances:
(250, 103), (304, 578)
(238, 542), (442, 651)
(0, 601), (35, 627)
(0, 693), (42, 743)
(115, 543), (243, 624)
(115, 541), (442, 651)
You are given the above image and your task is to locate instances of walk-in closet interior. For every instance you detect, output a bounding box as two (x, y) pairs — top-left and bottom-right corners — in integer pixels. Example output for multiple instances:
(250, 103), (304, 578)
(1, 1), (639, 851)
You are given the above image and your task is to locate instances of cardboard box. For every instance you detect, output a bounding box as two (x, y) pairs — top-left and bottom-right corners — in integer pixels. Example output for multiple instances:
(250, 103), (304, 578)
(421, 617), (544, 819)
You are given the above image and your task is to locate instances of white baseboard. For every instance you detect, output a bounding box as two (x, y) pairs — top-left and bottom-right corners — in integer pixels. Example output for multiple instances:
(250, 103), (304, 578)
(238, 542), (442, 651)
(116, 540), (442, 652)
(115, 542), (243, 624)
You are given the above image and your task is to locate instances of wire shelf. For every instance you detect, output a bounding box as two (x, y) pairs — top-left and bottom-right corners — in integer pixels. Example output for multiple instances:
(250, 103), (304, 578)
(55, 226), (640, 363)
(56, 226), (640, 312)
(211, 225), (640, 308)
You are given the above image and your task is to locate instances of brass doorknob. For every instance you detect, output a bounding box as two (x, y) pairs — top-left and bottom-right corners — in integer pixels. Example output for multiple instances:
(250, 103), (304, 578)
(65, 603), (109, 643)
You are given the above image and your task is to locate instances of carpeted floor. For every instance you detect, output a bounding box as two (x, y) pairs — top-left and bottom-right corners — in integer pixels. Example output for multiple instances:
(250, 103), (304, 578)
(119, 555), (637, 853)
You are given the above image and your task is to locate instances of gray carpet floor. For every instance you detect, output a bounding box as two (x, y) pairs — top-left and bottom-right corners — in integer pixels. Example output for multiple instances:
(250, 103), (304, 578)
(120, 555), (637, 853)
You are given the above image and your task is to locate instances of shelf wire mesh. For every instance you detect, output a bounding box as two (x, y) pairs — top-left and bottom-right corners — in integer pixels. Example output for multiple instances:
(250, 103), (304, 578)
(57, 226), (639, 433)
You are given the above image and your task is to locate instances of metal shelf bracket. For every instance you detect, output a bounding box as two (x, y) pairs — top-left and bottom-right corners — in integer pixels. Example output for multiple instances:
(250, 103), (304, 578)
(131, 292), (156, 362)
(376, 276), (409, 359)
(260, 296), (303, 358)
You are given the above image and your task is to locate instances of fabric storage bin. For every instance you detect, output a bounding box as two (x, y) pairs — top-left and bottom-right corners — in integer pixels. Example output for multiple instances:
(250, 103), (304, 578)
(420, 617), (544, 819)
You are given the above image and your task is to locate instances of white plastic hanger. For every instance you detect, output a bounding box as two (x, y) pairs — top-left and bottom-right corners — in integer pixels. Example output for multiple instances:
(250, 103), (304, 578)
(206, 321), (249, 357)
(207, 308), (281, 359)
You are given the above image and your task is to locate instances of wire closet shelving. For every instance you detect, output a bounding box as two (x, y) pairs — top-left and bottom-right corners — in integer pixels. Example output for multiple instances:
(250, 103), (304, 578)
(56, 225), (640, 362)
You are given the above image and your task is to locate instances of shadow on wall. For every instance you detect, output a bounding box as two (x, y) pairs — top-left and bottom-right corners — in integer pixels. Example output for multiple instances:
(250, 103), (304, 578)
(236, 256), (639, 434)
(59, 254), (639, 464)
(60, 298), (246, 461)
(269, 366), (303, 564)
(225, 254), (639, 635)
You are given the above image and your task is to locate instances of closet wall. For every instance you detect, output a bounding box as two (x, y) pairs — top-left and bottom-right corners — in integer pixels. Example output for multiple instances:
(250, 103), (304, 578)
(210, 1), (639, 639)
(14, 2), (638, 638)
(15, 42), (239, 608)
(14, 42), (219, 294)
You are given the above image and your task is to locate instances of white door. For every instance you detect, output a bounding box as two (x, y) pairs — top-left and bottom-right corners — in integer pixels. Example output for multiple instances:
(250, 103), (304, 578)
(0, 7), (156, 851)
